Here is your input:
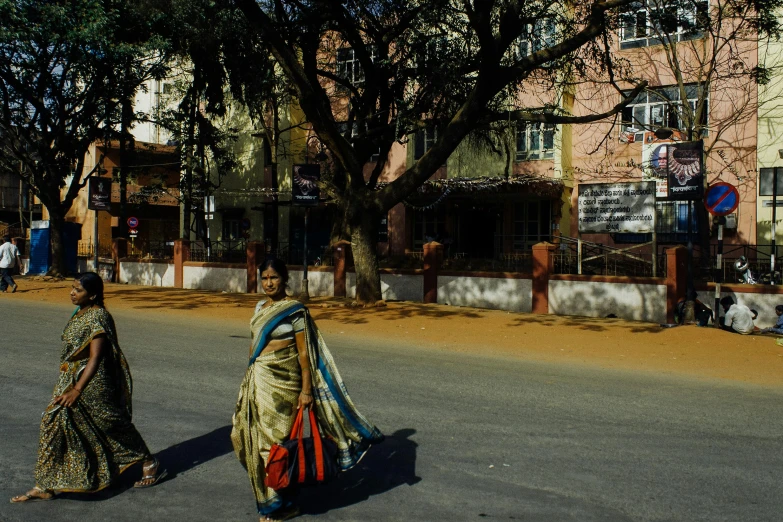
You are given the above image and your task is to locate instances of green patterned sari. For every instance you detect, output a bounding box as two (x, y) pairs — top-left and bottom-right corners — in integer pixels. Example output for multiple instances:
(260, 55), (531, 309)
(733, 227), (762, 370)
(231, 299), (383, 515)
(35, 307), (150, 492)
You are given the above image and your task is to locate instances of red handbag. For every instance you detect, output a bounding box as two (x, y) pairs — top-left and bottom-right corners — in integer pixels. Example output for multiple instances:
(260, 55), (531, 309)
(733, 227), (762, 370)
(265, 407), (339, 490)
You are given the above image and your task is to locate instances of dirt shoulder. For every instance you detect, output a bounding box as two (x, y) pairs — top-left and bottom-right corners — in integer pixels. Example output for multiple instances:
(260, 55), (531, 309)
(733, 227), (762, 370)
(6, 277), (783, 388)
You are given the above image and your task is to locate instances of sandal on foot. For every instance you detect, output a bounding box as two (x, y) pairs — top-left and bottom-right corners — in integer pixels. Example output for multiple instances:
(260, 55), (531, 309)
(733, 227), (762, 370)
(262, 506), (301, 521)
(133, 458), (168, 489)
(10, 487), (55, 503)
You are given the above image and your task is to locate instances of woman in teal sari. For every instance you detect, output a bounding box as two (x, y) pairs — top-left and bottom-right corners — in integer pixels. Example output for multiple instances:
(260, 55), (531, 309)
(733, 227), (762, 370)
(231, 259), (383, 521)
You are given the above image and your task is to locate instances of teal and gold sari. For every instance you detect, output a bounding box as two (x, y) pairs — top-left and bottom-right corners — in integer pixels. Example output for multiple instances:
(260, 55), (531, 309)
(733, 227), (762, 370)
(231, 299), (383, 515)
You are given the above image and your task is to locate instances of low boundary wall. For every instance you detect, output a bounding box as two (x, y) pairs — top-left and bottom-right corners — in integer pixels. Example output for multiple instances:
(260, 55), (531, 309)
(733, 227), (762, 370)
(83, 241), (783, 327)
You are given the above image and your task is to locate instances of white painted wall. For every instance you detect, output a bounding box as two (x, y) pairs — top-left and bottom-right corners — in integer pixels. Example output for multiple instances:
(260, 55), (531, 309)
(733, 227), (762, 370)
(345, 272), (423, 301)
(549, 280), (667, 323)
(183, 265), (246, 293)
(120, 261), (175, 287)
(696, 290), (783, 329)
(438, 275), (532, 312)
(285, 269), (334, 297)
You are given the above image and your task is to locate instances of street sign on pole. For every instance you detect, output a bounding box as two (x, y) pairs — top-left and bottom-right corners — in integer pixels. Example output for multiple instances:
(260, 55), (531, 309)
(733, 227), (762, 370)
(704, 183), (739, 217)
(127, 216), (139, 229)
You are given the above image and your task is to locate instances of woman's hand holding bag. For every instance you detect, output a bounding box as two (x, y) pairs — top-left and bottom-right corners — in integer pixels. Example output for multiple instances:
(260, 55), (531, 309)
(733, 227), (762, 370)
(265, 407), (339, 490)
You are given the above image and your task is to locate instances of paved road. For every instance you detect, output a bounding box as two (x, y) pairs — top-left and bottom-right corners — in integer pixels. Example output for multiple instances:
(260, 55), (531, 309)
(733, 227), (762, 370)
(0, 299), (781, 522)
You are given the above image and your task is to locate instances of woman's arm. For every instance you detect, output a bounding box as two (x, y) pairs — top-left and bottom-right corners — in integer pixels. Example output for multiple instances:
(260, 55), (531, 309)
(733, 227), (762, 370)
(53, 334), (108, 407)
(295, 330), (314, 410)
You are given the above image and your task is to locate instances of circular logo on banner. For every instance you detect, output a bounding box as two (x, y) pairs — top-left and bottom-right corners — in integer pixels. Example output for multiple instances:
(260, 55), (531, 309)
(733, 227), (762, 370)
(127, 217), (139, 229)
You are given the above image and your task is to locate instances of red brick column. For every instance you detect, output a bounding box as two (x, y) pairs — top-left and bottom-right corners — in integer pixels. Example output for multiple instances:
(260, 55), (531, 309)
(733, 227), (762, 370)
(174, 239), (190, 289)
(246, 241), (265, 293)
(333, 240), (351, 297)
(112, 238), (127, 283)
(665, 246), (688, 324)
(532, 242), (555, 314)
(423, 241), (443, 304)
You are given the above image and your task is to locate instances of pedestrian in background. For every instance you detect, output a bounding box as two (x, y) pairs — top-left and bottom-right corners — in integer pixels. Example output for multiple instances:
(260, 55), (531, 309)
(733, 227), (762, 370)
(231, 258), (383, 521)
(719, 296), (756, 335)
(0, 235), (21, 293)
(10, 272), (165, 503)
(760, 305), (783, 334)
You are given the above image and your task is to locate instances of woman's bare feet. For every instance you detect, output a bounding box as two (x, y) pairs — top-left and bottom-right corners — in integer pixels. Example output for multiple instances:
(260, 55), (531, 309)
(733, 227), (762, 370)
(133, 457), (167, 488)
(10, 487), (55, 503)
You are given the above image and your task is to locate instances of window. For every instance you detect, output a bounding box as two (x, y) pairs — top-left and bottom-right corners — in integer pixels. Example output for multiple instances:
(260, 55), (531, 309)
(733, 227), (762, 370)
(414, 127), (438, 160)
(619, 0), (709, 49)
(620, 85), (708, 141)
(518, 18), (557, 57)
(412, 209), (445, 250)
(336, 47), (376, 88)
(516, 123), (555, 161)
(615, 201), (698, 243)
(513, 201), (552, 250)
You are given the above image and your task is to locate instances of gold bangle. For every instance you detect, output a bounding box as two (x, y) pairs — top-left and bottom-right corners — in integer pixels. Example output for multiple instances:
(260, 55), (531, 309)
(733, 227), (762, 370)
(73, 387), (82, 394)
(301, 392), (312, 396)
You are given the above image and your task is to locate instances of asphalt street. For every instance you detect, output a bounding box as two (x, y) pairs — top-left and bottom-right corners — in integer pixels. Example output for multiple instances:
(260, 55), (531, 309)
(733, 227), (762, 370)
(1, 299), (781, 522)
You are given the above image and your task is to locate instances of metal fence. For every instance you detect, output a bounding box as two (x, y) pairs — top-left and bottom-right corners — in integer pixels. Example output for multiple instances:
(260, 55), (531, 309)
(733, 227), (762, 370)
(270, 242), (332, 267)
(188, 239), (247, 263)
(77, 241), (114, 259)
(127, 240), (174, 260)
(553, 236), (665, 277)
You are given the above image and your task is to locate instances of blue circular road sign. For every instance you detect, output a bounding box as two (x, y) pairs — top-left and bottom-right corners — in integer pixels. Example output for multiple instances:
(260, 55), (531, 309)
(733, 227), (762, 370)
(127, 216), (139, 229)
(704, 183), (739, 216)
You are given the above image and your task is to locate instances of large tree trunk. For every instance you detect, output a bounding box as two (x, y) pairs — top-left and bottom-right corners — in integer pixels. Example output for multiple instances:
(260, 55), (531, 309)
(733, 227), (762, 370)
(47, 207), (66, 276)
(350, 212), (382, 304)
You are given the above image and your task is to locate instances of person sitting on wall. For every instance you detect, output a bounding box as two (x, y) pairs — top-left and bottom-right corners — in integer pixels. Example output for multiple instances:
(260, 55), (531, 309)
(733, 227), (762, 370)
(719, 296), (756, 335)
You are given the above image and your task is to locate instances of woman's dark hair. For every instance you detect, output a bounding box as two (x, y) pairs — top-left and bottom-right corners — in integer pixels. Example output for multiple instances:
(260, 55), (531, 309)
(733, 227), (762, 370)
(260, 258), (289, 285)
(776, 305), (783, 314)
(77, 272), (105, 307)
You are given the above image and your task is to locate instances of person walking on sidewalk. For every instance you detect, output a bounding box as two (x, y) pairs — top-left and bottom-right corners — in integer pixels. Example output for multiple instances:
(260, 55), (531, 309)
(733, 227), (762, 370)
(0, 235), (21, 293)
(231, 258), (384, 521)
(10, 272), (166, 503)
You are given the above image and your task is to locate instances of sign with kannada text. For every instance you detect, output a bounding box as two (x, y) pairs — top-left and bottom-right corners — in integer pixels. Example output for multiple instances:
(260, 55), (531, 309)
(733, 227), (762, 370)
(292, 164), (320, 206)
(667, 140), (704, 200)
(88, 177), (112, 211)
(578, 181), (656, 234)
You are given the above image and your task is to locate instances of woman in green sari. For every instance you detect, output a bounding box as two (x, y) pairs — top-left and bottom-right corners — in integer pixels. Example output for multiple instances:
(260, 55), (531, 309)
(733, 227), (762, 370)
(10, 273), (165, 503)
(232, 258), (383, 521)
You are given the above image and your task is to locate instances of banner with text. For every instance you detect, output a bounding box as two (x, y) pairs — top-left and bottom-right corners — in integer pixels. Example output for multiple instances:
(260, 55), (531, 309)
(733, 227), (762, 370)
(578, 181), (656, 234)
(666, 140), (703, 201)
(292, 164), (320, 206)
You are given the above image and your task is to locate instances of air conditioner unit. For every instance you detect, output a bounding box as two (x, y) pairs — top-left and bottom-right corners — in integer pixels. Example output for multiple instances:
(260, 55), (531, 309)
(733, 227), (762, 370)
(725, 213), (737, 229)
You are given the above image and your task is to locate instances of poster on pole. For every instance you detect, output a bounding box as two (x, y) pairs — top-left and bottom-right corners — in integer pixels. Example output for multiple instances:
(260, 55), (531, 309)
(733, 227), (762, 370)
(88, 177), (112, 211)
(292, 164), (320, 206)
(667, 140), (704, 200)
(578, 181), (656, 234)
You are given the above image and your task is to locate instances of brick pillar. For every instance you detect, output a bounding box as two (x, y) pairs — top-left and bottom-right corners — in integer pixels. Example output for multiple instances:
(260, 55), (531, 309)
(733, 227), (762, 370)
(333, 240), (351, 298)
(423, 241), (443, 304)
(665, 246), (688, 324)
(174, 239), (190, 289)
(112, 238), (127, 283)
(246, 241), (265, 293)
(532, 242), (555, 314)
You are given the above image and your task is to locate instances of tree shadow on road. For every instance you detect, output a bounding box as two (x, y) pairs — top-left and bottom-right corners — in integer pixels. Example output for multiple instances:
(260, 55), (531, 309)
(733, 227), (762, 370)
(300, 427), (421, 516)
(59, 425), (234, 502)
